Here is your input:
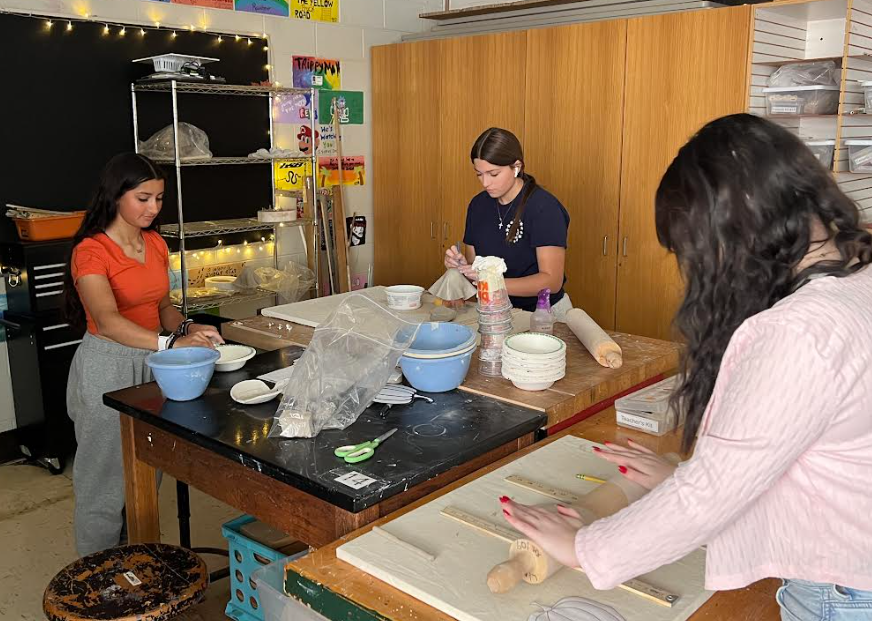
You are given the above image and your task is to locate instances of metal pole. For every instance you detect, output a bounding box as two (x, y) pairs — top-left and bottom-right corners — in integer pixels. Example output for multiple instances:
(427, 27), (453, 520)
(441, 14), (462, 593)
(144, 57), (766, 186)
(269, 91), (278, 271)
(131, 84), (140, 151)
(309, 87), (321, 298)
(170, 80), (189, 316)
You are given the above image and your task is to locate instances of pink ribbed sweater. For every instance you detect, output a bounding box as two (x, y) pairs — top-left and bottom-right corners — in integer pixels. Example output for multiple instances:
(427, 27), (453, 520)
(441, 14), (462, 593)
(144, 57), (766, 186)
(576, 266), (872, 591)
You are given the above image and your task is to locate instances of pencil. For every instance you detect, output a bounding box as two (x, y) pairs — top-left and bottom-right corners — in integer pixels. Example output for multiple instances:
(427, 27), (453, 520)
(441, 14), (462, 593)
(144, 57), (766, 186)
(576, 474), (606, 484)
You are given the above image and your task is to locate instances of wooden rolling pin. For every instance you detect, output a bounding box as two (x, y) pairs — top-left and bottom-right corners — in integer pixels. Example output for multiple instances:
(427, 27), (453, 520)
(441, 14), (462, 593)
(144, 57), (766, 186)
(487, 538), (561, 593)
(564, 308), (623, 369)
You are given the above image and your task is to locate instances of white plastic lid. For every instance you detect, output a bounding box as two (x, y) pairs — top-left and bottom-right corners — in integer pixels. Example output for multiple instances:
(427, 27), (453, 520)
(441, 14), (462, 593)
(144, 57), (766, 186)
(762, 85), (840, 92)
(845, 139), (872, 145)
(804, 140), (836, 146)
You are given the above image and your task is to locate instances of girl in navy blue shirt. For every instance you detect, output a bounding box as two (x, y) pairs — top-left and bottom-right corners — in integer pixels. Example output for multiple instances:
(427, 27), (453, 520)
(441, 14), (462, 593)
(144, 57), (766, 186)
(444, 128), (571, 314)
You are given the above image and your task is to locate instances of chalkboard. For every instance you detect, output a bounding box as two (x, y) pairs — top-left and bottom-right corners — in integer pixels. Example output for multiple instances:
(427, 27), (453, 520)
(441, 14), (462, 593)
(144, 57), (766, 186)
(0, 13), (271, 244)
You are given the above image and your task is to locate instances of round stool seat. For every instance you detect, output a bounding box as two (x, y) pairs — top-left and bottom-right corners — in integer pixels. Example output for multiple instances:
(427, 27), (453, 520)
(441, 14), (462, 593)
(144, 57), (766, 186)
(44, 543), (209, 621)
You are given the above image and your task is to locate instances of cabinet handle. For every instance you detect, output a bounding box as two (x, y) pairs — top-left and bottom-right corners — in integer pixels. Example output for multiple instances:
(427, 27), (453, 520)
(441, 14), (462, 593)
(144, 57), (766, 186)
(622, 237), (628, 257)
(430, 222), (435, 239)
(443, 222), (449, 241)
(602, 235), (608, 256)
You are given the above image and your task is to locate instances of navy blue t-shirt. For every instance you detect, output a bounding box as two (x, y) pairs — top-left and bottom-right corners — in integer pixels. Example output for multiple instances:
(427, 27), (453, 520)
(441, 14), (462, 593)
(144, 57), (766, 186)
(462, 184), (570, 312)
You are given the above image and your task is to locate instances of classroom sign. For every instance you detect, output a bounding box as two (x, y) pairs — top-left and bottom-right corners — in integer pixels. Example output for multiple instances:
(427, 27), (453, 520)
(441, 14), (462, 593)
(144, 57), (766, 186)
(317, 90), (364, 125)
(274, 159), (313, 191)
(292, 0), (338, 21)
(292, 56), (341, 90)
(234, 0), (289, 16)
(273, 91), (316, 124)
(318, 156), (365, 187)
(317, 123), (341, 156)
(172, 0), (233, 8)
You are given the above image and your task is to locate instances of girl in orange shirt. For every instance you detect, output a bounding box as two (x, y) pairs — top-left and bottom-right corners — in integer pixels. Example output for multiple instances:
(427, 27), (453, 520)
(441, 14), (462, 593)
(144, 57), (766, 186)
(64, 153), (224, 556)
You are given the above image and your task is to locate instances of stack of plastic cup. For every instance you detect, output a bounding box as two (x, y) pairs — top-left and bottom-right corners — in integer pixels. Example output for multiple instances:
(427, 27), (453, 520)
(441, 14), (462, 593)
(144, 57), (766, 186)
(476, 276), (512, 377)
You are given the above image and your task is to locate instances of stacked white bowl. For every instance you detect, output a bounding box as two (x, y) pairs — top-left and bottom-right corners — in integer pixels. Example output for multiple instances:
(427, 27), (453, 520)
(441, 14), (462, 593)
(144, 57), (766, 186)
(501, 332), (567, 391)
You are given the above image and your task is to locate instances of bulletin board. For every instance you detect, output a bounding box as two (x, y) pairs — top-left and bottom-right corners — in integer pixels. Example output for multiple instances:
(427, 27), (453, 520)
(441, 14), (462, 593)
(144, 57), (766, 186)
(0, 13), (270, 243)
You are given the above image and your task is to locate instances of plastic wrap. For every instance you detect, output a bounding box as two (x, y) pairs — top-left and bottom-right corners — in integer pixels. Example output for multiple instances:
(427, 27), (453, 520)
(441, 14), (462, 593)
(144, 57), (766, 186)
(139, 122), (212, 161)
(233, 263), (315, 304)
(269, 294), (420, 438)
(767, 61), (838, 87)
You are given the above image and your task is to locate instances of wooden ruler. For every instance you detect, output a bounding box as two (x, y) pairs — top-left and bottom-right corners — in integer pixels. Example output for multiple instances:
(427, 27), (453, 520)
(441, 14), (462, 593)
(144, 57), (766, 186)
(505, 475), (581, 504)
(441, 505), (678, 608)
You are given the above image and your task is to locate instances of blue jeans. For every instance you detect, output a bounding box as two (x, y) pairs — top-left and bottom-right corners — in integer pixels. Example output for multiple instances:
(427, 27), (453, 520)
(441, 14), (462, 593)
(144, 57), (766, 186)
(777, 579), (872, 621)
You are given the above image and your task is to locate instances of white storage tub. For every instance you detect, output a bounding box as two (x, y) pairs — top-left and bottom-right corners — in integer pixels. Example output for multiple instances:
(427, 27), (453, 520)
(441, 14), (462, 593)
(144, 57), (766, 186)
(845, 139), (872, 173)
(762, 85), (840, 115)
(804, 139), (835, 169)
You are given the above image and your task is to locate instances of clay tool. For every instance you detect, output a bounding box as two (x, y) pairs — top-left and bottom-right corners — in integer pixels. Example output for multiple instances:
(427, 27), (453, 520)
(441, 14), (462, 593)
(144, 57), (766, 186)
(576, 474), (606, 484)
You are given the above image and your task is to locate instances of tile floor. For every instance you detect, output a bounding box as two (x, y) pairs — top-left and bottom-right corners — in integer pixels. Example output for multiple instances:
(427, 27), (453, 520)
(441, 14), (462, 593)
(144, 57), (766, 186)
(0, 459), (239, 620)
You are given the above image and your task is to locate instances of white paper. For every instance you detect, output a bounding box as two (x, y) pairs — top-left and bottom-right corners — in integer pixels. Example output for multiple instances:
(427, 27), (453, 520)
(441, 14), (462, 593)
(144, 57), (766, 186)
(335, 471), (378, 490)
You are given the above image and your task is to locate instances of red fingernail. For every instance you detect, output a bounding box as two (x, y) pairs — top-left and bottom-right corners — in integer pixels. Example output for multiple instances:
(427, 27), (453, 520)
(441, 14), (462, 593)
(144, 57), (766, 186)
(619, 466), (627, 474)
(557, 504), (566, 509)
(604, 441), (613, 446)
(499, 496), (509, 503)
(593, 447), (602, 452)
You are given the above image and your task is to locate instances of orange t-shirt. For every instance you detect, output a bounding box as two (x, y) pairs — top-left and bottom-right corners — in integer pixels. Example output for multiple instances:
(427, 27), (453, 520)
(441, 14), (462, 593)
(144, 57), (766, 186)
(71, 230), (170, 335)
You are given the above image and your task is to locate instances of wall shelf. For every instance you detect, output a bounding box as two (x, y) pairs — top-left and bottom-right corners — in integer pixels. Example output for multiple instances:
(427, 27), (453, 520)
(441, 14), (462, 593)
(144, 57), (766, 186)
(160, 218), (312, 239)
(152, 156), (308, 166)
(133, 82), (310, 97)
(175, 289), (277, 313)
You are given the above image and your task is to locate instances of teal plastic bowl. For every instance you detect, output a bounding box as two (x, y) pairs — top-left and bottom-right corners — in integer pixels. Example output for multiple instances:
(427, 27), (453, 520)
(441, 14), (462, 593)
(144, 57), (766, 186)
(146, 347), (220, 401)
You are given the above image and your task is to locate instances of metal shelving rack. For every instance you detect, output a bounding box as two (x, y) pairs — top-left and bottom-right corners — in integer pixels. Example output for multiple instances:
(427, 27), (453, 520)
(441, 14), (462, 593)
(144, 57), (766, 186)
(131, 80), (320, 314)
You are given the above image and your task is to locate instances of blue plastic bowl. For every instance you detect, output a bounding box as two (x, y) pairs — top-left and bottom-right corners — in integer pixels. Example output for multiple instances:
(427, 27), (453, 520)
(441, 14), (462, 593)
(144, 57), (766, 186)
(400, 348), (474, 393)
(405, 323), (476, 358)
(146, 347), (221, 401)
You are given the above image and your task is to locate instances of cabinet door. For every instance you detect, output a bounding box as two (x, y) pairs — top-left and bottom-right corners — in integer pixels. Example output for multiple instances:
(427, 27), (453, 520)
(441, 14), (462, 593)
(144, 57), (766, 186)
(372, 40), (443, 287)
(438, 32), (528, 264)
(524, 20), (627, 329)
(616, 7), (751, 339)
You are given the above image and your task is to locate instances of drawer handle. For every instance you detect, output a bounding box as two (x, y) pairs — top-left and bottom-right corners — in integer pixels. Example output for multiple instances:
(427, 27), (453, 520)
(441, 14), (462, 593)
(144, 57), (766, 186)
(35, 291), (63, 298)
(43, 323), (70, 332)
(33, 272), (65, 280)
(35, 282), (64, 290)
(603, 235), (608, 256)
(33, 263), (66, 271)
(622, 237), (628, 257)
(44, 339), (83, 351)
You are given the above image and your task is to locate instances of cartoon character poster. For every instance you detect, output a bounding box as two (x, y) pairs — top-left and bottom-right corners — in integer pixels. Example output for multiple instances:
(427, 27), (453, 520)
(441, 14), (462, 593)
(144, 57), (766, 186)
(234, 0), (289, 16)
(346, 215), (366, 246)
(316, 90), (364, 125)
(292, 56), (341, 90)
(318, 156), (365, 187)
(296, 125), (320, 155)
(273, 91), (316, 124)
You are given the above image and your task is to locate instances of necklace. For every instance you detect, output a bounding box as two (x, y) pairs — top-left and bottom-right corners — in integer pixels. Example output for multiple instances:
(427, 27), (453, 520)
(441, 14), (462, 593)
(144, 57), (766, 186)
(495, 194), (525, 243)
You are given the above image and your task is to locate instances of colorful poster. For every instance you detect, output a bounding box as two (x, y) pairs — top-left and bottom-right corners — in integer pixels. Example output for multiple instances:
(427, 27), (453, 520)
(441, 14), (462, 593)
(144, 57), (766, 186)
(318, 156), (365, 187)
(172, 0), (233, 8)
(292, 56), (341, 90)
(317, 123), (340, 156)
(289, 124), (340, 156)
(316, 90), (364, 125)
(291, 0), (339, 22)
(274, 159), (313, 191)
(273, 91), (316, 124)
(347, 215), (366, 246)
(234, 0), (289, 16)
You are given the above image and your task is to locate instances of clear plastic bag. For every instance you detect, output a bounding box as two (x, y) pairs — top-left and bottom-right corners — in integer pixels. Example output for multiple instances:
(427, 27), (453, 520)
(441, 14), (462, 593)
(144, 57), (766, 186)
(269, 294), (420, 438)
(139, 122), (213, 161)
(233, 263), (315, 304)
(768, 61), (839, 88)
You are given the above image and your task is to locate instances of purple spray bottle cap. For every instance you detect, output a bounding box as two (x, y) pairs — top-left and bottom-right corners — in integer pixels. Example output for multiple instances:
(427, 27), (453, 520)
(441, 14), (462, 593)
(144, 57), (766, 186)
(536, 288), (551, 310)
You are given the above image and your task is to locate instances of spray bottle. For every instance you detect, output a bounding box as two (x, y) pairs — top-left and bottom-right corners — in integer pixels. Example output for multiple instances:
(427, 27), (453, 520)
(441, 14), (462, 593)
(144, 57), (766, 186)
(529, 288), (555, 334)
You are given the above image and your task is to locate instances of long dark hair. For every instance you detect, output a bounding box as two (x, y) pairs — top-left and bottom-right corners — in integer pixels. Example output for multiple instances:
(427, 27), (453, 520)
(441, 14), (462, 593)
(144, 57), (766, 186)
(63, 153), (166, 328)
(471, 128), (536, 243)
(656, 114), (872, 452)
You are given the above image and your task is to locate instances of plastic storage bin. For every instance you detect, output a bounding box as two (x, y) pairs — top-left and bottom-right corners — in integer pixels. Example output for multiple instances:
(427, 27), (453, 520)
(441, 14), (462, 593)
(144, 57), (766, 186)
(12, 211), (86, 242)
(862, 80), (872, 111)
(254, 558), (329, 621)
(762, 85), (840, 115)
(804, 140), (835, 169)
(845, 139), (872, 173)
(614, 376), (683, 436)
(223, 515), (309, 621)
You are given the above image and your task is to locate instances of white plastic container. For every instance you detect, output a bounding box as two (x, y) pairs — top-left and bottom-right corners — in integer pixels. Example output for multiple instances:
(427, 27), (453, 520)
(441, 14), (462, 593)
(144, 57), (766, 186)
(254, 557), (329, 621)
(384, 285), (424, 310)
(614, 376), (684, 436)
(845, 139), (872, 173)
(804, 139), (835, 169)
(862, 80), (872, 111)
(762, 85), (840, 115)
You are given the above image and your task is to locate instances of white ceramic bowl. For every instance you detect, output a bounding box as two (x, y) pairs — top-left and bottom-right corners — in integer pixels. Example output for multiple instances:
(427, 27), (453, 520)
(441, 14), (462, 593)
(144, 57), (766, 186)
(510, 378), (555, 391)
(204, 275), (237, 291)
(504, 333), (566, 357)
(214, 344), (256, 372)
(385, 285), (425, 310)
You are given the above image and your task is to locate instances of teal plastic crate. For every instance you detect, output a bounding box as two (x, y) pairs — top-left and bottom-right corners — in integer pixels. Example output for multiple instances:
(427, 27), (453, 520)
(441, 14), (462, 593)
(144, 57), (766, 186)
(222, 515), (292, 621)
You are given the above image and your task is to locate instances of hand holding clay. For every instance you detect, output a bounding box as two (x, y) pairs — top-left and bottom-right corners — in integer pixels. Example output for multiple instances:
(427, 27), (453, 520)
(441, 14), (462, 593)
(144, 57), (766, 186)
(174, 332), (220, 349)
(594, 441), (680, 491)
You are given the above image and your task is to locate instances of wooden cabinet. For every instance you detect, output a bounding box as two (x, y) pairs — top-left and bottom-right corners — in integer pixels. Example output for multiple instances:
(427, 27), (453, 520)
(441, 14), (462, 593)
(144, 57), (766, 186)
(373, 6), (752, 338)
(615, 7), (751, 340)
(524, 20), (627, 329)
(372, 40), (443, 288)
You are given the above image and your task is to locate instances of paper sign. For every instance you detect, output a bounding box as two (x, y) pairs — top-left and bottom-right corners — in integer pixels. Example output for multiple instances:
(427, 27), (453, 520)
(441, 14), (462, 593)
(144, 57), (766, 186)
(316, 90), (364, 125)
(317, 123), (340, 156)
(275, 159), (313, 191)
(292, 0), (338, 21)
(318, 156), (365, 187)
(293, 56), (341, 90)
(335, 471), (377, 490)
(122, 571), (143, 587)
(172, 0), (232, 8)
(234, 0), (289, 16)
(273, 91), (316, 124)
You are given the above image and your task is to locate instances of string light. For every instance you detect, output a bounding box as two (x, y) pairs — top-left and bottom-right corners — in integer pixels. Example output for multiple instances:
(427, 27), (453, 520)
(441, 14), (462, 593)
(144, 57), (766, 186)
(217, 35), (223, 43)
(189, 24), (195, 31)
(103, 24), (110, 35)
(45, 19), (53, 29)
(171, 31), (177, 38)
(247, 37), (252, 45)
(262, 31), (267, 38)
(154, 21), (160, 28)
(264, 45), (269, 51)
(66, 21), (73, 31)
(139, 28), (146, 36)
(235, 34), (241, 42)
(119, 26), (126, 36)
(264, 64), (272, 70)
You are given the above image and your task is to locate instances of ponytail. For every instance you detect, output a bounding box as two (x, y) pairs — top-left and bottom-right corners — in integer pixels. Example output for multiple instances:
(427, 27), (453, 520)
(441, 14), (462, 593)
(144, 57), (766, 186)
(505, 172), (536, 244)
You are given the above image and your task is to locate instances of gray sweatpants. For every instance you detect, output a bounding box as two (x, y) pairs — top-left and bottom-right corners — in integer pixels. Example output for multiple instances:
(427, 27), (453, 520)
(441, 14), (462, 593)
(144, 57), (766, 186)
(66, 333), (157, 557)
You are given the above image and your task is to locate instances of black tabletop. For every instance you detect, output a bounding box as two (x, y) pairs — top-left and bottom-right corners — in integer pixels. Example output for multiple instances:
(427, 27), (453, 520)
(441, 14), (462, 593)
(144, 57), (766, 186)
(104, 347), (546, 512)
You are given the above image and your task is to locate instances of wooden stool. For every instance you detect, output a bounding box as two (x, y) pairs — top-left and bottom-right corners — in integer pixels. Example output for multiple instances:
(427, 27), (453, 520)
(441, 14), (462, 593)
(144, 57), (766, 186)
(43, 543), (209, 621)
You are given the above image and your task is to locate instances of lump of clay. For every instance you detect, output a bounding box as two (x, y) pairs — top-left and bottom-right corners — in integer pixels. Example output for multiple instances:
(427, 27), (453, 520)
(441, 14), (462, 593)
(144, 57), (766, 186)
(428, 268), (476, 308)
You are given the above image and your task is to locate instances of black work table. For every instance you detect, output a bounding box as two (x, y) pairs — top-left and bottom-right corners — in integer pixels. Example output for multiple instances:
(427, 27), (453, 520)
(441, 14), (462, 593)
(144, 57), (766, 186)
(105, 347), (546, 547)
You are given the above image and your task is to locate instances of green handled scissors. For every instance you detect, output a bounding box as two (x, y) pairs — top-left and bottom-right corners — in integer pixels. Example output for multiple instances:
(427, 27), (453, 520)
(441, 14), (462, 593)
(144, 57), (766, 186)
(334, 428), (397, 464)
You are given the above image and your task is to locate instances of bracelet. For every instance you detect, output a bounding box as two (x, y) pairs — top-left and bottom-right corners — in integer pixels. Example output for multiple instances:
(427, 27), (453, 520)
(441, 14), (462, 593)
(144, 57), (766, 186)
(167, 333), (180, 349)
(175, 319), (194, 337)
(157, 335), (171, 351)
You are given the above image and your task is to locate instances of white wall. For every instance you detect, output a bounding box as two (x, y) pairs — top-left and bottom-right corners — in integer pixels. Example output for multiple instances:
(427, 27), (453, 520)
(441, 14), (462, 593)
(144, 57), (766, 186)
(0, 0), (443, 297)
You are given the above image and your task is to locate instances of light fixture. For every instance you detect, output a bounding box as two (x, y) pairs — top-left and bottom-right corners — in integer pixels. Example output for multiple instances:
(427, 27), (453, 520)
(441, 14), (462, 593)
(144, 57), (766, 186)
(66, 21), (73, 31)
(139, 28), (146, 36)
(45, 19), (54, 29)
(103, 23), (110, 35)
(119, 26), (126, 36)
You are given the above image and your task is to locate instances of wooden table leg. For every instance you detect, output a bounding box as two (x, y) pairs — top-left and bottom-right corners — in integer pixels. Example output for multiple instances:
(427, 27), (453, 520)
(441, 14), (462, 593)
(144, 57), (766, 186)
(120, 416), (161, 543)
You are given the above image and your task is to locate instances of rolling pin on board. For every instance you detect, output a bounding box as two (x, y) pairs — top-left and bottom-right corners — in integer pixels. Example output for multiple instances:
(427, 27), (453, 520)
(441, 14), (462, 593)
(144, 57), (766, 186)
(564, 308), (623, 369)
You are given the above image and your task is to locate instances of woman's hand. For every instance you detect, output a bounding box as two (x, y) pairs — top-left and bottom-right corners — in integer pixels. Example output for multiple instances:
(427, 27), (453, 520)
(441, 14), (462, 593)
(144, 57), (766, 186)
(501, 499), (583, 569)
(594, 439), (678, 490)
(444, 246), (467, 269)
(187, 323), (225, 344)
(173, 330), (222, 349)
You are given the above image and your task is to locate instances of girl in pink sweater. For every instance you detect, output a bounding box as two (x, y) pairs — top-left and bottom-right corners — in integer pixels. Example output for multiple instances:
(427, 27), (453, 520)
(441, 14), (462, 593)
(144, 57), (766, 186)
(503, 114), (872, 620)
